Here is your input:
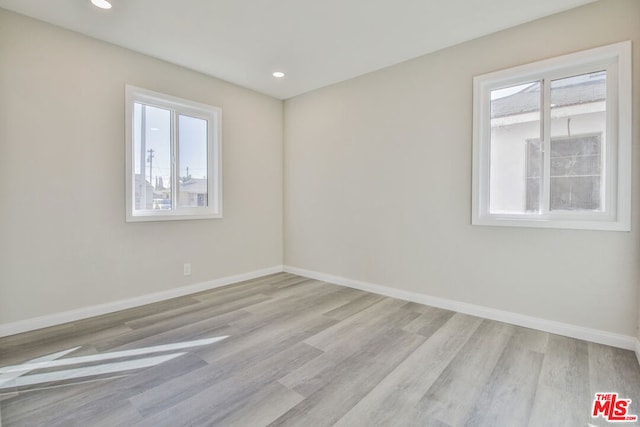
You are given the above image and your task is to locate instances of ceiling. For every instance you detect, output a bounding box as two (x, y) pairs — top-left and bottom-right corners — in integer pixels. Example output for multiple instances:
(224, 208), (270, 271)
(0, 0), (596, 99)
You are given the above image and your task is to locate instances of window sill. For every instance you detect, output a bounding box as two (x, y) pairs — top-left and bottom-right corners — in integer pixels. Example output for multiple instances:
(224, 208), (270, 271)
(126, 211), (223, 222)
(472, 215), (630, 232)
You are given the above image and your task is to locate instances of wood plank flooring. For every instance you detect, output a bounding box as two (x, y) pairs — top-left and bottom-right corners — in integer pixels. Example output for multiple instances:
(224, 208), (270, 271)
(1, 273), (639, 426)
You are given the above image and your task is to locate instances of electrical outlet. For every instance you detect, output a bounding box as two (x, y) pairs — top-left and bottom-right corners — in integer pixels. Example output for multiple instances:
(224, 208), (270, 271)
(183, 263), (191, 276)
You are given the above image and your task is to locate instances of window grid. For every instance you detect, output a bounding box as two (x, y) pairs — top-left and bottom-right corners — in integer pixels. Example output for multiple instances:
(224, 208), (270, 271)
(472, 41), (631, 231)
(125, 86), (222, 222)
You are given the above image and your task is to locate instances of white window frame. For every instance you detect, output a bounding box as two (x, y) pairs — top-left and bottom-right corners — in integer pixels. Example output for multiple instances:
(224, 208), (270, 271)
(472, 41), (631, 231)
(125, 85), (223, 222)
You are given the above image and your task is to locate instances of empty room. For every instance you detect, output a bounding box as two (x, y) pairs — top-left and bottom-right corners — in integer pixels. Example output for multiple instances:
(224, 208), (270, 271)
(0, 0), (639, 425)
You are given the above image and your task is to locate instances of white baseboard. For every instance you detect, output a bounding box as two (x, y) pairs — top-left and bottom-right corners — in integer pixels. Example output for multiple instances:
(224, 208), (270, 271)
(284, 265), (637, 351)
(0, 265), (284, 338)
(3, 264), (637, 356)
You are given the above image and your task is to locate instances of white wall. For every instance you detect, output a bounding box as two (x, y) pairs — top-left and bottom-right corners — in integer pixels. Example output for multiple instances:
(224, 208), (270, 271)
(2, 1), (639, 344)
(0, 9), (283, 325)
(490, 110), (605, 213)
(284, 0), (640, 337)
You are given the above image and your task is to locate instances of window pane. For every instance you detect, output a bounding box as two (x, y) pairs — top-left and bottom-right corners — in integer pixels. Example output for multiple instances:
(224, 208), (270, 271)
(133, 103), (172, 211)
(178, 115), (208, 208)
(489, 81), (541, 214)
(550, 71), (605, 211)
(550, 135), (601, 210)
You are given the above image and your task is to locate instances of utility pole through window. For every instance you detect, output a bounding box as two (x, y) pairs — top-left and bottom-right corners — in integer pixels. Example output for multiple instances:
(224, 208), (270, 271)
(147, 148), (155, 186)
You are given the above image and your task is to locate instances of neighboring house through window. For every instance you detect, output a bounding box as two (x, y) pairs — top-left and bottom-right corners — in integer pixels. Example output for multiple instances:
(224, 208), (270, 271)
(125, 86), (222, 222)
(472, 41), (631, 231)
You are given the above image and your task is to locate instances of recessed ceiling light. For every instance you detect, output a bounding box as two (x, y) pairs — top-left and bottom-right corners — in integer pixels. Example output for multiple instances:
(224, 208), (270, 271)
(272, 71), (285, 78)
(91, 0), (112, 9)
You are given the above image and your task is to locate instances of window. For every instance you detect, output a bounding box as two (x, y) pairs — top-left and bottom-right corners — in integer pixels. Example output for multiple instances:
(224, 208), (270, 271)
(125, 86), (222, 222)
(472, 41), (631, 231)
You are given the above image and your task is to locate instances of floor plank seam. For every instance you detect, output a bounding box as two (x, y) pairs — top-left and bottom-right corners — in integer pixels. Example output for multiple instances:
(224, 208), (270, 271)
(1, 274), (639, 427)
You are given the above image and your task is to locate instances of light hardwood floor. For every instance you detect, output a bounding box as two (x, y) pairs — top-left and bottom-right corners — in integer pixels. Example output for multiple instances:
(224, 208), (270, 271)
(1, 273), (639, 426)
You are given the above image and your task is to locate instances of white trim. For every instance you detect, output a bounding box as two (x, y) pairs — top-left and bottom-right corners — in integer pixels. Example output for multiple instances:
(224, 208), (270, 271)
(284, 265), (636, 351)
(472, 40), (632, 231)
(0, 266), (283, 338)
(3, 264), (635, 355)
(125, 85), (223, 222)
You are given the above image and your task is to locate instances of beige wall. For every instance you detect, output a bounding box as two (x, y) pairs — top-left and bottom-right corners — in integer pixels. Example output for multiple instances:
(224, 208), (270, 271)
(0, 10), (283, 324)
(2, 1), (639, 342)
(284, 0), (640, 337)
